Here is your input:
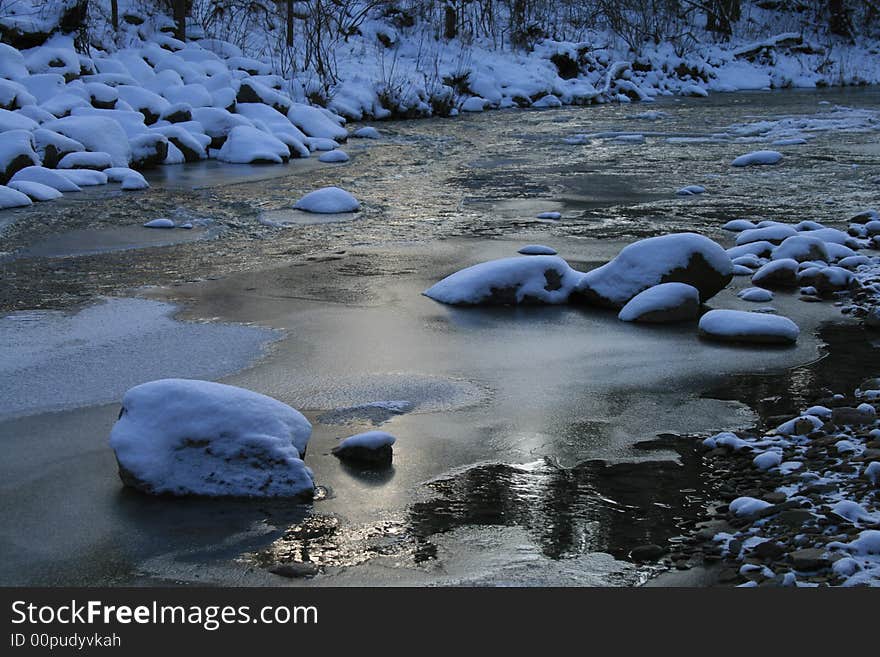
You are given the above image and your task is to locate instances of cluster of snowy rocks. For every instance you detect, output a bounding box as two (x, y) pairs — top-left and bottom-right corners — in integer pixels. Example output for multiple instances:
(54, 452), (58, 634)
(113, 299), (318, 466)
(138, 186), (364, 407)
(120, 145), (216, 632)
(109, 378), (396, 499)
(424, 207), (880, 345)
(0, 35), (369, 210)
(671, 381), (880, 587)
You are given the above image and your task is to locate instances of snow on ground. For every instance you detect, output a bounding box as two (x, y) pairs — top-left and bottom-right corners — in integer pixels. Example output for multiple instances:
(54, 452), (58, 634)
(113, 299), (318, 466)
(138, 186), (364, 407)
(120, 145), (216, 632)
(110, 378), (313, 498)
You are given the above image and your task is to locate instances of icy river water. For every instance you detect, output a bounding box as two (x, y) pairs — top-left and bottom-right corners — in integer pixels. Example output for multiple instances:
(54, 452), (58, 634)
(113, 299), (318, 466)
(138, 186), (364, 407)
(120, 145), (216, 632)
(1, 88), (879, 586)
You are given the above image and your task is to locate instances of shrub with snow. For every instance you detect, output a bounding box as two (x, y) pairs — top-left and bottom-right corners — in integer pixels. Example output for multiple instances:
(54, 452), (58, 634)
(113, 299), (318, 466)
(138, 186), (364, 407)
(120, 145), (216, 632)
(109, 379), (314, 498)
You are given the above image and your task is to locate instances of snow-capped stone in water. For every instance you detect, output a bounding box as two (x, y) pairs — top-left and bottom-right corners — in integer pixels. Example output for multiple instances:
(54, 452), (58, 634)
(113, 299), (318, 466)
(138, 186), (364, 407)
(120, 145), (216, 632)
(10, 165), (81, 192)
(424, 255), (582, 306)
(699, 309), (799, 345)
(537, 211), (561, 220)
(0, 129), (39, 183)
(518, 244), (558, 256)
(727, 241), (775, 260)
(122, 175), (150, 191)
(722, 219), (757, 232)
(753, 451), (782, 471)
(532, 94), (562, 108)
(838, 255), (871, 270)
(44, 116), (132, 168)
(0, 184), (32, 209)
(144, 218), (174, 228)
(461, 96), (488, 112)
(352, 126), (380, 139)
(217, 125), (289, 164)
(729, 496), (773, 516)
(58, 151), (113, 171)
(850, 209), (879, 225)
(110, 379), (314, 498)
(331, 430), (396, 465)
(738, 287), (774, 302)
(813, 266), (854, 296)
(59, 169), (108, 187)
(318, 149), (349, 163)
(573, 233), (732, 309)
(105, 167), (147, 186)
(731, 150), (783, 167)
(294, 186), (360, 213)
(752, 258), (799, 289)
(732, 254), (762, 268)
(772, 235), (830, 262)
(736, 224), (798, 246)
(795, 220), (826, 232)
(676, 185), (706, 196)
(617, 282), (700, 323)
(7, 180), (62, 201)
(733, 265), (754, 276)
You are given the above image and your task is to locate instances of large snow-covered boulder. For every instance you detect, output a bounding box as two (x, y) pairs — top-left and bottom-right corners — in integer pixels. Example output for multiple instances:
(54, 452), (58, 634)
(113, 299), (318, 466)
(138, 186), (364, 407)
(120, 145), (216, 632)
(617, 282), (700, 323)
(0, 129), (40, 184)
(130, 132), (169, 169)
(294, 186), (360, 213)
(7, 179), (63, 201)
(109, 379), (314, 498)
(772, 235), (830, 262)
(331, 430), (396, 465)
(424, 255), (583, 306)
(736, 224), (798, 246)
(572, 233), (732, 308)
(44, 115), (132, 167)
(32, 128), (84, 168)
(217, 125), (289, 164)
(699, 309), (799, 345)
(288, 103), (348, 141)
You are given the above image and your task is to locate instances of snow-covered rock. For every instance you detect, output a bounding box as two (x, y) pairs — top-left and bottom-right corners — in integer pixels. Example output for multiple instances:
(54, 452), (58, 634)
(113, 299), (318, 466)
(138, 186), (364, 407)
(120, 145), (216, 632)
(676, 185), (706, 196)
(573, 233), (732, 308)
(7, 179), (62, 201)
(738, 287), (774, 302)
(722, 219), (758, 232)
(109, 379), (314, 498)
(731, 150), (783, 167)
(752, 258), (799, 289)
(0, 129), (39, 183)
(424, 255), (583, 306)
(729, 496), (773, 516)
(44, 115), (132, 167)
(352, 127), (380, 139)
(537, 211), (561, 220)
(331, 430), (396, 464)
(11, 165), (81, 192)
(772, 235), (830, 262)
(288, 103), (348, 141)
(736, 224), (798, 246)
(144, 218), (174, 228)
(518, 244), (558, 256)
(0, 184), (32, 209)
(59, 169), (108, 187)
(318, 149), (349, 163)
(699, 309), (799, 345)
(461, 97), (488, 112)
(217, 125), (289, 164)
(617, 282), (700, 323)
(294, 186), (360, 213)
(57, 151), (113, 170)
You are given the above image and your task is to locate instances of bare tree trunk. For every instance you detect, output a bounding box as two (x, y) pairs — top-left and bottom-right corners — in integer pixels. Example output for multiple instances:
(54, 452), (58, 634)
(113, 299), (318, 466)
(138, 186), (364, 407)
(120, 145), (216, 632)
(287, 0), (294, 47)
(511, 0), (528, 49)
(706, 0), (740, 38)
(444, 2), (457, 40)
(828, 0), (852, 37)
(111, 0), (118, 32)
(173, 0), (186, 41)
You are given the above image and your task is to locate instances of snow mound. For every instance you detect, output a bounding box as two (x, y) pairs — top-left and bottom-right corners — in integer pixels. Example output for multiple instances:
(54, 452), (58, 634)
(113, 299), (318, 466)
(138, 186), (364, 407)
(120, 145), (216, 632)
(424, 255), (583, 306)
(44, 116), (132, 168)
(730, 496), (773, 516)
(7, 180), (62, 201)
(536, 211), (561, 220)
(318, 149), (349, 163)
(294, 186), (360, 213)
(617, 282), (700, 323)
(109, 379), (313, 498)
(731, 150), (783, 167)
(461, 97), (488, 112)
(144, 218), (174, 229)
(10, 165), (81, 192)
(722, 219), (758, 232)
(574, 233), (732, 308)
(772, 235), (830, 262)
(332, 430), (396, 464)
(518, 244), (558, 256)
(217, 125), (289, 164)
(737, 287), (774, 302)
(0, 184), (32, 209)
(699, 309), (799, 345)
(352, 127), (380, 139)
(676, 185), (706, 196)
